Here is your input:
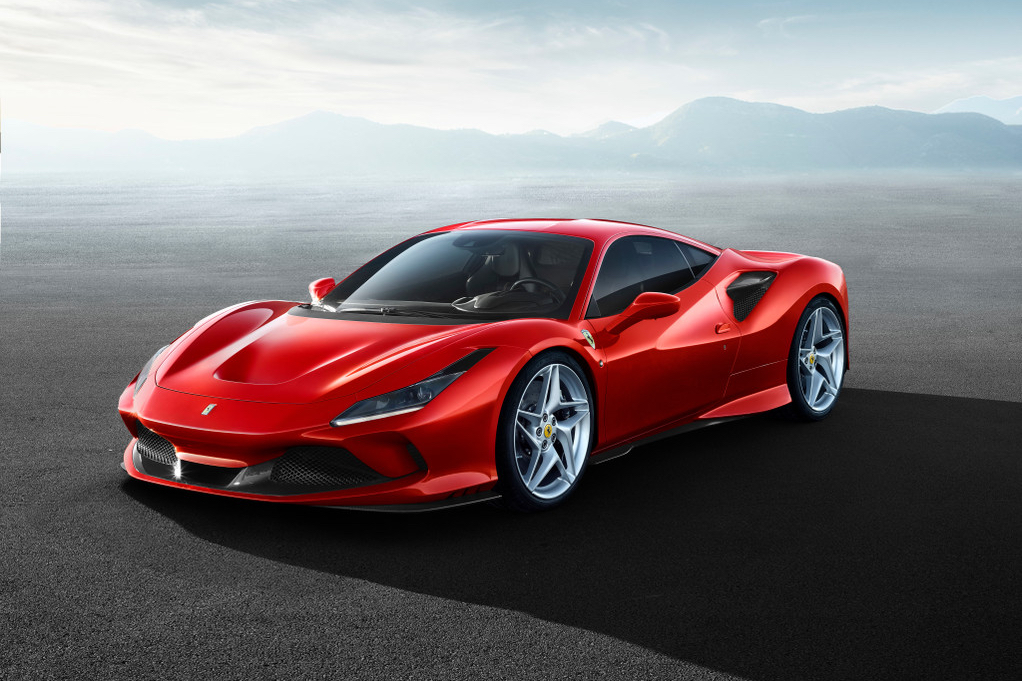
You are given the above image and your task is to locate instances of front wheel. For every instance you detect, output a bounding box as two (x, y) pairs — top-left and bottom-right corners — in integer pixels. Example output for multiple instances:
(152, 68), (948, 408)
(786, 297), (846, 421)
(496, 351), (594, 512)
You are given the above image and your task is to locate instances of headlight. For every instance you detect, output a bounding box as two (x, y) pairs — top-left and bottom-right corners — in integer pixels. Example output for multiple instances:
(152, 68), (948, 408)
(134, 345), (169, 396)
(331, 348), (492, 427)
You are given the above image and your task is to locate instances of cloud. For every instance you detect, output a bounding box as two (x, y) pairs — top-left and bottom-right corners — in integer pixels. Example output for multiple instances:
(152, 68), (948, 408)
(747, 57), (1022, 114)
(756, 15), (818, 39)
(2, 1), (1019, 138)
(0, 0), (716, 138)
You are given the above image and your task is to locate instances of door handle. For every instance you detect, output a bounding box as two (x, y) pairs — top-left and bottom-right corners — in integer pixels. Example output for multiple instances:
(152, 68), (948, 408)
(715, 323), (732, 334)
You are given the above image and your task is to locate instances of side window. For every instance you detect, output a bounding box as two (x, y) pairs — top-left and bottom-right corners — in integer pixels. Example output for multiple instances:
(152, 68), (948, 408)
(586, 236), (704, 318)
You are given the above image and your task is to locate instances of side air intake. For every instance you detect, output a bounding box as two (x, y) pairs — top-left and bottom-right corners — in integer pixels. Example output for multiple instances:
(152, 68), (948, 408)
(726, 271), (777, 322)
(136, 422), (178, 466)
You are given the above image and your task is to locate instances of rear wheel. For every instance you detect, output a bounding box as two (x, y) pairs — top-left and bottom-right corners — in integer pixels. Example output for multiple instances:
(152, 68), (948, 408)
(496, 351), (594, 512)
(786, 297), (846, 421)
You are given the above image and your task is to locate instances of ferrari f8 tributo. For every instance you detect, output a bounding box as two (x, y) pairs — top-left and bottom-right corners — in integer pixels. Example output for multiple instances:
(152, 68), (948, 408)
(119, 219), (849, 511)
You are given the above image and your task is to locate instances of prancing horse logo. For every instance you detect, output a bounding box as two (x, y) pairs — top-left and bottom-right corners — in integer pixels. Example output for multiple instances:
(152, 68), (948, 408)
(201, 403), (217, 415)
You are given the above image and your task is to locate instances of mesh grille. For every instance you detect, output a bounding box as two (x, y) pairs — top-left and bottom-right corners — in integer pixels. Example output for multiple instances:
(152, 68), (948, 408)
(733, 286), (768, 321)
(270, 447), (386, 489)
(727, 271), (777, 322)
(136, 423), (178, 466)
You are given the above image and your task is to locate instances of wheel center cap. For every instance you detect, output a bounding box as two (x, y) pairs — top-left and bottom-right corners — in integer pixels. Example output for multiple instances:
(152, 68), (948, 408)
(543, 424), (553, 438)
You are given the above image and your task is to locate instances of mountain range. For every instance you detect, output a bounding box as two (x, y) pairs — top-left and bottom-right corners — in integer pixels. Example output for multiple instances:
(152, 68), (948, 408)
(935, 96), (1022, 125)
(5, 97), (1022, 176)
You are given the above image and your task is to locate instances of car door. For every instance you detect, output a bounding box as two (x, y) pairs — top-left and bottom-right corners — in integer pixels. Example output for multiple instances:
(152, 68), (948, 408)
(585, 235), (741, 445)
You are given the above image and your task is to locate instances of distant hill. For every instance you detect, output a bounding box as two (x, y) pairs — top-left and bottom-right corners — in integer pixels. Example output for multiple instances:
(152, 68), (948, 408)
(935, 96), (1022, 125)
(6, 98), (1022, 176)
(620, 97), (1022, 169)
(573, 121), (637, 139)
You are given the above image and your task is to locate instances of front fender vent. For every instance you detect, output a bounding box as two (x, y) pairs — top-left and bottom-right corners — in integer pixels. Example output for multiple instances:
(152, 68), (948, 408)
(726, 271), (777, 322)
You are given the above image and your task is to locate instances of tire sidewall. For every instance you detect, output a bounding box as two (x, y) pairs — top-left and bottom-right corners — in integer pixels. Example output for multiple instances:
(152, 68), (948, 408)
(496, 350), (595, 511)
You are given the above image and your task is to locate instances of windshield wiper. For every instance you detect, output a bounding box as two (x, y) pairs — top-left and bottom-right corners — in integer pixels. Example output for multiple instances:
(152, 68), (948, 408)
(383, 307), (468, 319)
(336, 307), (388, 315)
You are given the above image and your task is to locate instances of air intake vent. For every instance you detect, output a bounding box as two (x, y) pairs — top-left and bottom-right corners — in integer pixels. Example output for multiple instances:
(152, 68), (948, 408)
(136, 422), (178, 465)
(270, 447), (390, 489)
(726, 271), (777, 322)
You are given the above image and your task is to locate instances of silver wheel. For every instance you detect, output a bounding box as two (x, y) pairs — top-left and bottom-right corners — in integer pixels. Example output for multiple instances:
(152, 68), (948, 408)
(513, 363), (592, 500)
(796, 306), (845, 412)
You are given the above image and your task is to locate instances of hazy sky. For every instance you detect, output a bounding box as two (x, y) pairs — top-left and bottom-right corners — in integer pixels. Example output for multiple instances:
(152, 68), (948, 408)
(2, 0), (1020, 139)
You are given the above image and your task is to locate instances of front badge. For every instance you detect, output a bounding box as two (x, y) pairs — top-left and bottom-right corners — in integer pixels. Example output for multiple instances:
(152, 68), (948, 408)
(201, 403), (217, 415)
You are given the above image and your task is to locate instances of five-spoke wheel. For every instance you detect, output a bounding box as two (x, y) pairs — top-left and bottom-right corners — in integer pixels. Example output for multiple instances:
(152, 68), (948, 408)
(497, 351), (593, 511)
(787, 297), (846, 420)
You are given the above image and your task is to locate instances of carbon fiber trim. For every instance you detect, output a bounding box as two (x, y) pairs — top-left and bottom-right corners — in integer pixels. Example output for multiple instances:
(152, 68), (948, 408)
(726, 271), (777, 322)
(130, 440), (400, 496)
(135, 423), (178, 466)
(270, 447), (389, 489)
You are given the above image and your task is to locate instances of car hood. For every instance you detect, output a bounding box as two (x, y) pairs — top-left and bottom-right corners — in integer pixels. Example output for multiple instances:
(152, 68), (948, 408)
(155, 302), (484, 404)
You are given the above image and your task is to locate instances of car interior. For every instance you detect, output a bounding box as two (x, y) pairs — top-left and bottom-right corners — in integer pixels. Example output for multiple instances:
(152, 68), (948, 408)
(451, 237), (582, 313)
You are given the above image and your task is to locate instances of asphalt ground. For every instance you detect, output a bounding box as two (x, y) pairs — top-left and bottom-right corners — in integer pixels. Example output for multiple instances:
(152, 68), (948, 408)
(2, 174), (1021, 680)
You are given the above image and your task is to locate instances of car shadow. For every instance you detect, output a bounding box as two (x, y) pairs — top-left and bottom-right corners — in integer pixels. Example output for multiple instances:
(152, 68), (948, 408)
(123, 388), (1022, 681)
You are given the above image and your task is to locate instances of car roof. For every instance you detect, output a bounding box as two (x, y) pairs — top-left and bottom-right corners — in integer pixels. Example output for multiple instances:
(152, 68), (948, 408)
(425, 218), (721, 255)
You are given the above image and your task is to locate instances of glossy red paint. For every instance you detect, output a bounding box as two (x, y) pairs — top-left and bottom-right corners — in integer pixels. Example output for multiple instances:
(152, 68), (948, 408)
(606, 291), (681, 334)
(154, 302), (488, 403)
(308, 277), (336, 303)
(119, 218), (849, 509)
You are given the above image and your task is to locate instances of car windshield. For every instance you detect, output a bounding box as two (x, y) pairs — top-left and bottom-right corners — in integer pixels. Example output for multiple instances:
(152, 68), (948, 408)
(319, 230), (593, 320)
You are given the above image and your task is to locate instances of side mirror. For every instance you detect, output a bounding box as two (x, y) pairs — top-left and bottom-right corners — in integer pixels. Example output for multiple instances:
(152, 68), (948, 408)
(608, 291), (681, 335)
(308, 277), (336, 304)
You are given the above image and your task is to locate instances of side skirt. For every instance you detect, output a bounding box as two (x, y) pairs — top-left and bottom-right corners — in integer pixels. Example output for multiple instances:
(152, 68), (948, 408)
(589, 416), (744, 466)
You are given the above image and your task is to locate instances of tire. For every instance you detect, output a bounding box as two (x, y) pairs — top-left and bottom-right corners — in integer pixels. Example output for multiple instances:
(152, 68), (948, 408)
(496, 350), (595, 512)
(786, 296), (846, 421)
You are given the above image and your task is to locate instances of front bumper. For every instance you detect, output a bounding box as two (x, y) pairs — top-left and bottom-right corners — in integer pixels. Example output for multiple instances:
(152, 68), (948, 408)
(117, 347), (527, 508)
(121, 431), (500, 508)
(129, 420), (409, 495)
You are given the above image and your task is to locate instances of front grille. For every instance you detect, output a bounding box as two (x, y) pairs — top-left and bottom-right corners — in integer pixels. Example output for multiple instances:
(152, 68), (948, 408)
(270, 447), (388, 489)
(130, 427), (393, 495)
(136, 423), (178, 465)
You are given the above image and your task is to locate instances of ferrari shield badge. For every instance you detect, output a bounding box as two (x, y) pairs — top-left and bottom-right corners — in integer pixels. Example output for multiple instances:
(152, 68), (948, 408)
(201, 403), (217, 415)
(581, 329), (596, 349)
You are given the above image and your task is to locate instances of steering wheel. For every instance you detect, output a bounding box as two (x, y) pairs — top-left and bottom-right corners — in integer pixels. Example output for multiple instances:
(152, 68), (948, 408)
(508, 278), (565, 305)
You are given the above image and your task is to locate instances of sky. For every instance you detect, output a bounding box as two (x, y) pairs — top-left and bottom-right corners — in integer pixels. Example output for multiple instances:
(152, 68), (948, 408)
(1, 0), (1020, 139)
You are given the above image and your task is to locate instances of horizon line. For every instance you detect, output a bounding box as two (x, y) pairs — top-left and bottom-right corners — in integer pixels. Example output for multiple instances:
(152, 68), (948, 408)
(5, 95), (1016, 143)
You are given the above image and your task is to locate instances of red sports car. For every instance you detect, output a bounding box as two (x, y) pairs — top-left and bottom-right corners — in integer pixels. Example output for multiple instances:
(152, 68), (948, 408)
(119, 219), (849, 511)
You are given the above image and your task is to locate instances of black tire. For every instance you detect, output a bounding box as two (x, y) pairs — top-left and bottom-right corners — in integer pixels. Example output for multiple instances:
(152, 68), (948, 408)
(495, 350), (595, 512)
(785, 296), (846, 421)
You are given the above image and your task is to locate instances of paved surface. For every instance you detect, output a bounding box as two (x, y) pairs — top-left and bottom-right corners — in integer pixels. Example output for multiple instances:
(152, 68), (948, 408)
(2, 175), (1021, 680)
